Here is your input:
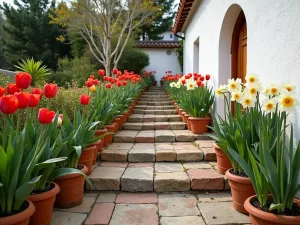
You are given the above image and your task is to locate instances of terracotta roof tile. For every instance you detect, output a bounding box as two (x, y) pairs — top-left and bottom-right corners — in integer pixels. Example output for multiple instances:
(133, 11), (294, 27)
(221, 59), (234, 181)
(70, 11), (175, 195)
(173, 0), (196, 33)
(135, 41), (180, 48)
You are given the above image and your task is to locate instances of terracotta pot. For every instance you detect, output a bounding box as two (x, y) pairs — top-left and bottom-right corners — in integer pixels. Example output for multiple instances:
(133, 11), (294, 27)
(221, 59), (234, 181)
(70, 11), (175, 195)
(114, 118), (121, 131)
(128, 106), (133, 116)
(98, 139), (103, 153)
(89, 139), (102, 164)
(95, 129), (107, 152)
(55, 165), (88, 208)
(28, 183), (60, 225)
(113, 121), (118, 132)
(244, 195), (300, 225)
(103, 124), (115, 147)
(188, 117), (211, 134)
(179, 109), (185, 122)
(183, 113), (191, 130)
(0, 200), (35, 225)
(226, 169), (255, 214)
(153, 81), (157, 86)
(213, 143), (232, 174)
(78, 146), (95, 175)
(123, 112), (129, 123)
(118, 115), (125, 125)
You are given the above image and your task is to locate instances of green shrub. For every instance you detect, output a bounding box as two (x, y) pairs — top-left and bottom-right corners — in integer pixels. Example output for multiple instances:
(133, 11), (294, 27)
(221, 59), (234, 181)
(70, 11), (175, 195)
(49, 57), (97, 87)
(118, 49), (149, 74)
(0, 72), (13, 87)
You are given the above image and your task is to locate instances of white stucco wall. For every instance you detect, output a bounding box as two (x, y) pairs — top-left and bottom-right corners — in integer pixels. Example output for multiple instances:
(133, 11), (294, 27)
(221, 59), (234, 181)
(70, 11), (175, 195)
(161, 31), (175, 41)
(183, 0), (300, 140)
(140, 48), (182, 84)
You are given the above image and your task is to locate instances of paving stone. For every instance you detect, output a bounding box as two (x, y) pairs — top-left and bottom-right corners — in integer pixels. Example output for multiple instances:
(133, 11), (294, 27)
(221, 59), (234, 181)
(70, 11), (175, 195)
(187, 169), (224, 190)
(128, 115), (143, 122)
(107, 143), (134, 150)
(195, 140), (215, 148)
(170, 122), (186, 130)
(155, 143), (174, 150)
(121, 167), (154, 192)
(183, 162), (212, 169)
(197, 192), (232, 203)
(132, 143), (155, 149)
(202, 147), (217, 161)
(174, 132), (195, 142)
(55, 196), (96, 213)
(101, 150), (128, 162)
(154, 122), (171, 130)
(143, 114), (156, 122)
(128, 162), (153, 168)
(158, 193), (200, 216)
(128, 148), (155, 162)
(155, 132), (175, 142)
(154, 172), (190, 192)
(155, 162), (184, 172)
(135, 131), (155, 143)
(133, 109), (145, 114)
(142, 122), (155, 130)
(156, 149), (176, 161)
(109, 204), (158, 225)
(173, 143), (199, 150)
(194, 134), (213, 140)
(52, 211), (87, 225)
(167, 115), (182, 122)
(122, 123), (142, 130)
(115, 193), (158, 204)
(113, 131), (138, 143)
(88, 167), (125, 190)
(96, 192), (117, 203)
(100, 162), (128, 168)
(175, 149), (203, 161)
(223, 174), (230, 190)
(84, 192), (99, 197)
(155, 115), (168, 122)
(84, 203), (115, 225)
(198, 202), (250, 224)
(160, 216), (206, 225)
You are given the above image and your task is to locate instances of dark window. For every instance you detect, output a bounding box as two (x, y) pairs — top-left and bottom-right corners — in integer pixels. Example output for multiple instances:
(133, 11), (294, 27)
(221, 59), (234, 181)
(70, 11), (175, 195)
(170, 34), (173, 39)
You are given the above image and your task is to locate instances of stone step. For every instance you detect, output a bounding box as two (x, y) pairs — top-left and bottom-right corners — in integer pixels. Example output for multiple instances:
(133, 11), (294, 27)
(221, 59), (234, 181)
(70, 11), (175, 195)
(128, 114), (181, 123)
(133, 109), (177, 115)
(122, 122), (186, 130)
(100, 141), (216, 162)
(112, 130), (213, 143)
(88, 161), (228, 192)
(139, 98), (170, 102)
(137, 101), (173, 106)
(134, 105), (174, 110)
(142, 94), (168, 97)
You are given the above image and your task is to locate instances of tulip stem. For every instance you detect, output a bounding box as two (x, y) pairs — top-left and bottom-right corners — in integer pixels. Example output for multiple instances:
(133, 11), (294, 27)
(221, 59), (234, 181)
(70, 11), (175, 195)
(16, 111), (21, 134)
(2, 114), (7, 150)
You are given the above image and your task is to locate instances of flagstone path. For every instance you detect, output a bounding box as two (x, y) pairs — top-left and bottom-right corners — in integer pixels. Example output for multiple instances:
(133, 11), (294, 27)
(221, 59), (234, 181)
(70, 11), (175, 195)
(51, 87), (251, 225)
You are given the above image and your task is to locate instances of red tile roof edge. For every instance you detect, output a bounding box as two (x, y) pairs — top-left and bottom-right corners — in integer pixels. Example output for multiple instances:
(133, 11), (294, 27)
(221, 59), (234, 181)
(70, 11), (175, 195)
(173, 0), (196, 33)
(135, 41), (180, 48)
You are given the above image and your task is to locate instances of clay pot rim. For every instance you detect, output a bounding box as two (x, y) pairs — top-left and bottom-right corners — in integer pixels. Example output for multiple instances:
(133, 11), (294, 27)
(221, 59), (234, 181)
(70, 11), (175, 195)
(244, 195), (300, 223)
(55, 164), (88, 180)
(104, 124), (115, 129)
(0, 200), (35, 225)
(84, 145), (97, 151)
(188, 116), (211, 121)
(225, 169), (252, 184)
(28, 182), (60, 202)
(213, 142), (221, 149)
(95, 128), (108, 135)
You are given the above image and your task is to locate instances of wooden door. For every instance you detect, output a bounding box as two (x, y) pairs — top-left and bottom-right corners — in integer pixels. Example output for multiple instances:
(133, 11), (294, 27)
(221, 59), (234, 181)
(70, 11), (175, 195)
(232, 11), (247, 82)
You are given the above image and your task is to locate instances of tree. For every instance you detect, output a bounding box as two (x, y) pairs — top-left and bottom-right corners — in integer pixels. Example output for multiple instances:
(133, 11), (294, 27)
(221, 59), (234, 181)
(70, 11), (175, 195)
(51, 0), (158, 76)
(138, 0), (176, 41)
(0, 12), (9, 69)
(0, 0), (71, 70)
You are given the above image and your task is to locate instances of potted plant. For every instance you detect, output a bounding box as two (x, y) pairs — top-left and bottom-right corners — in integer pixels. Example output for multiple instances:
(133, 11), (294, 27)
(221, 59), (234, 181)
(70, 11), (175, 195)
(231, 118), (300, 224)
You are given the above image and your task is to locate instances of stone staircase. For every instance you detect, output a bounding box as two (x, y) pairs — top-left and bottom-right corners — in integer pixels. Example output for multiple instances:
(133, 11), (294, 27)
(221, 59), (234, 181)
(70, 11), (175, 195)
(88, 87), (228, 193)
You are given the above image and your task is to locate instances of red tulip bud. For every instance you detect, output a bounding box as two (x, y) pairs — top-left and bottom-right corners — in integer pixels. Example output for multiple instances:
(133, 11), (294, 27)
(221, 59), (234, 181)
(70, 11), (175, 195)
(205, 74), (211, 80)
(44, 83), (58, 98)
(0, 86), (5, 97)
(7, 83), (21, 95)
(112, 68), (118, 75)
(14, 92), (30, 109)
(80, 94), (90, 105)
(200, 76), (205, 81)
(98, 69), (105, 76)
(0, 95), (19, 114)
(29, 94), (40, 107)
(122, 81), (127, 86)
(105, 83), (112, 89)
(31, 88), (43, 99)
(15, 72), (32, 89)
(38, 108), (55, 124)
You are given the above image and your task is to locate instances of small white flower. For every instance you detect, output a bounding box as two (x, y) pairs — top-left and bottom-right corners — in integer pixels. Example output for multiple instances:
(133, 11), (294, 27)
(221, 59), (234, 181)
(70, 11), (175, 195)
(244, 83), (262, 96)
(185, 80), (197, 91)
(283, 84), (296, 92)
(241, 94), (257, 108)
(245, 73), (259, 84)
(169, 82), (175, 88)
(228, 78), (242, 92)
(53, 117), (63, 126)
(231, 90), (244, 102)
(277, 90), (300, 113)
(175, 82), (181, 88)
(262, 98), (277, 113)
(215, 85), (228, 99)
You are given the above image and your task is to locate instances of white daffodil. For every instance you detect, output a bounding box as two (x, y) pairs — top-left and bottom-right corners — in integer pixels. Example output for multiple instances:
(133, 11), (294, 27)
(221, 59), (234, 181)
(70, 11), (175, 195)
(175, 82), (181, 88)
(283, 84), (296, 92)
(244, 83), (262, 96)
(185, 80), (197, 91)
(278, 90), (300, 113)
(169, 82), (176, 88)
(215, 85), (228, 99)
(245, 73), (259, 84)
(241, 94), (257, 108)
(262, 98), (277, 113)
(262, 84), (280, 97)
(231, 90), (244, 102)
(227, 78), (242, 92)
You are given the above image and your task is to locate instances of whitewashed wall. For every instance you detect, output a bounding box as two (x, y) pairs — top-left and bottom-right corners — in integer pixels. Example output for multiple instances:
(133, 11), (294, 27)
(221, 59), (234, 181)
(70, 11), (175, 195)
(140, 48), (182, 84)
(183, 0), (300, 140)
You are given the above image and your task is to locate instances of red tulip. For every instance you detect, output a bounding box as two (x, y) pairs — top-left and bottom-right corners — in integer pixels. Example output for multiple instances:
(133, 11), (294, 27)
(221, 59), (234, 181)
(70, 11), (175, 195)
(85, 79), (93, 87)
(38, 108), (55, 124)
(122, 81), (127, 86)
(112, 68), (118, 74)
(80, 94), (91, 105)
(31, 88), (43, 99)
(0, 86), (5, 97)
(117, 71), (122, 76)
(105, 83), (112, 89)
(7, 83), (21, 95)
(14, 92), (30, 109)
(29, 94), (40, 107)
(89, 75), (95, 79)
(181, 79), (186, 85)
(98, 69), (105, 76)
(0, 95), (19, 114)
(104, 76), (109, 81)
(200, 76), (205, 81)
(197, 80), (203, 87)
(44, 83), (58, 98)
(116, 81), (122, 87)
(15, 72), (32, 89)
(205, 74), (211, 80)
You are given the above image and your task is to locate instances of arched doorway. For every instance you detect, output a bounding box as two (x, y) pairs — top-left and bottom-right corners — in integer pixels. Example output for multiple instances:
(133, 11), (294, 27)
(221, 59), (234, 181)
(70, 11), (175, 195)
(231, 11), (247, 82)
